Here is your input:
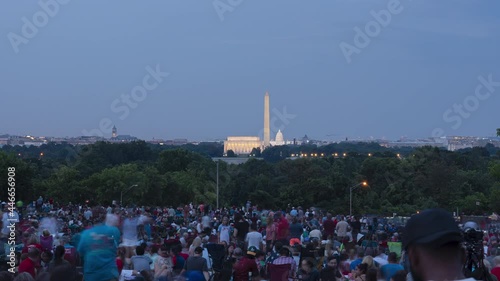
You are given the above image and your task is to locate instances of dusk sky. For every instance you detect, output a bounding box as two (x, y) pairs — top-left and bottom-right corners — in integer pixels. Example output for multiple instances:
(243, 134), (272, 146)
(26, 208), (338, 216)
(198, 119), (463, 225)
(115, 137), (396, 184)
(1, 1), (499, 141)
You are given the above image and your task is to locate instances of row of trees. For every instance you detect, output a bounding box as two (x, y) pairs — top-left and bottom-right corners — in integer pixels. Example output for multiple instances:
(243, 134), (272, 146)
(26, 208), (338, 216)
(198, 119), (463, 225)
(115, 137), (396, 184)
(1, 141), (500, 216)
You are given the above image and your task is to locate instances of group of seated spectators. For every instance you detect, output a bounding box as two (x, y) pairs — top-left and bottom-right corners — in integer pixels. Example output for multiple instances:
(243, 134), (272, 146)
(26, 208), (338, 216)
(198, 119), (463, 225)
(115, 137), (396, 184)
(5, 199), (467, 281)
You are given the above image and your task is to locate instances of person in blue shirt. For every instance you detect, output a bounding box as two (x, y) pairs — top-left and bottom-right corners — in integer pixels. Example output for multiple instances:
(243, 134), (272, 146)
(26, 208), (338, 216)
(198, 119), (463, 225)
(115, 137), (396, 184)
(349, 248), (365, 272)
(77, 207), (121, 281)
(380, 252), (404, 281)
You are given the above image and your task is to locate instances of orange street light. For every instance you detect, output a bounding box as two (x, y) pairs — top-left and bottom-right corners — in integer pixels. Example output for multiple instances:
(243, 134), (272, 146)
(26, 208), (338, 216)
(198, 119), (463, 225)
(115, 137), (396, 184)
(349, 181), (369, 216)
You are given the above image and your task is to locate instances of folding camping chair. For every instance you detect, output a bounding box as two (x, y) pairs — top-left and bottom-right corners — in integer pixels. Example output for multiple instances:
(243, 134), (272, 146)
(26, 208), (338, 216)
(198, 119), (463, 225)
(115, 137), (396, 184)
(205, 243), (226, 281)
(267, 263), (291, 281)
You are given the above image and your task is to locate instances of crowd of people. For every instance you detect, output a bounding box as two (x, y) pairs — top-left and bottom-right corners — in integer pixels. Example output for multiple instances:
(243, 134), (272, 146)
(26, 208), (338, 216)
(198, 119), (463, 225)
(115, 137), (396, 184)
(1, 198), (500, 281)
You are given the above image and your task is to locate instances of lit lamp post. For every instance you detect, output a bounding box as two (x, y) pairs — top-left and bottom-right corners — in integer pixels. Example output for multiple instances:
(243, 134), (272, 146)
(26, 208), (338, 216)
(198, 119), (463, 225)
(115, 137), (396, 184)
(121, 184), (138, 207)
(211, 159), (221, 210)
(216, 160), (219, 210)
(349, 181), (368, 217)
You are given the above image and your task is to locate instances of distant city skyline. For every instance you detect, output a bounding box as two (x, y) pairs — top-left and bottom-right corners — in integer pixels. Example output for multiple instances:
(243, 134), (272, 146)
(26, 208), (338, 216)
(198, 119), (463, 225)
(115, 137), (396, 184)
(1, 128), (499, 143)
(1, 1), (499, 140)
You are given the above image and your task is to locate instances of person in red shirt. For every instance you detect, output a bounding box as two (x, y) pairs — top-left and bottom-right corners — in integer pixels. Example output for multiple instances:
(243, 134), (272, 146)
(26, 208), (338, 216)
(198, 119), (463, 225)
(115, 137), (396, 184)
(322, 214), (336, 241)
(21, 238), (43, 254)
(233, 247), (259, 281)
(492, 256), (500, 281)
(116, 246), (126, 275)
(19, 246), (41, 279)
(276, 214), (289, 246)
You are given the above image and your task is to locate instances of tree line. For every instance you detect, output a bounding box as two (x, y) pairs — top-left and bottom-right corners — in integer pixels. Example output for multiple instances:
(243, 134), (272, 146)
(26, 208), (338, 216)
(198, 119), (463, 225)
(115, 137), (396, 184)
(1, 141), (500, 216)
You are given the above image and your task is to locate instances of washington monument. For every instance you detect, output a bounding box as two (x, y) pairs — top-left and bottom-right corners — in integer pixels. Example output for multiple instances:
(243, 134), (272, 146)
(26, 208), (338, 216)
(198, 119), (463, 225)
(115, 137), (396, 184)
(264, 92), (270, 147)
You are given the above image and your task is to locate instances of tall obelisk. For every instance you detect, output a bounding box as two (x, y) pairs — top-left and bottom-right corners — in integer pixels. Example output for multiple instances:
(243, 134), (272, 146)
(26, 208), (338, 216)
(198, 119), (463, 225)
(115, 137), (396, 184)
(264, 92), (270, 148)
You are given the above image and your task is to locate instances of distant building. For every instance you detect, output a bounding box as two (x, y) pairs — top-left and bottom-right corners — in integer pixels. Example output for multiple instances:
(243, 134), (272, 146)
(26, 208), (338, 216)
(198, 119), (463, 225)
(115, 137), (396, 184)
(148, 139), (165, 145)
(23, 141), (45, 147)
(0, 135), (9, 146)
(301, 135), (310, 145)
(224, 136), (262, 155)
(224, 92), (273, 154)
(70, 136), (105, 145)
(382, 139), (446, 149)
(173, 139), (188, 145)
(270, 130), (285, 146)
(109, 126), (138, 142)
(111, 135), (138, 142)
(446, 136), (500, 151)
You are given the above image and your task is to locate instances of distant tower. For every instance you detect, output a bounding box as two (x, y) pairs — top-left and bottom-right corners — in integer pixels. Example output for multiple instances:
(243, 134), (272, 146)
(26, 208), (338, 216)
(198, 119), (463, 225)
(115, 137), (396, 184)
(264, 92), (270, 148)
(112, 126), (117, 138)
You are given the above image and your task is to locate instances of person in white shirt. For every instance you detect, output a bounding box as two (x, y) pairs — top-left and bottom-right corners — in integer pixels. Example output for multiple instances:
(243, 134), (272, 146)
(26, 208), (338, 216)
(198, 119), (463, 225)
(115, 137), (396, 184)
(202, 215), (211, 230)
(180, 233), (189, 249)
(336, 218), (349, 240)
(168, 207), (176, 217)
(309, 227), (322, 240)
(245, 225), (263, 250)
(83, 208), (92, 221)
(196, 218), (203, 234)
(218, 216), (231, 244)
(373, 247), (388, 266)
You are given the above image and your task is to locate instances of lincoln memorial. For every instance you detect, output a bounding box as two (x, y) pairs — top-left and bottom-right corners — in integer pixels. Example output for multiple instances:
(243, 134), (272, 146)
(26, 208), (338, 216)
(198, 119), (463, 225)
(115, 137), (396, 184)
(223, 136), (263, 155)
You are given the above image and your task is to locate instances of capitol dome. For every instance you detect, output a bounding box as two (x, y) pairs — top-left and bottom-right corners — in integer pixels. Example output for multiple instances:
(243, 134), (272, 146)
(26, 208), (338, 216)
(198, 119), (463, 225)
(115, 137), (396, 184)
(275, 130), (284, 144)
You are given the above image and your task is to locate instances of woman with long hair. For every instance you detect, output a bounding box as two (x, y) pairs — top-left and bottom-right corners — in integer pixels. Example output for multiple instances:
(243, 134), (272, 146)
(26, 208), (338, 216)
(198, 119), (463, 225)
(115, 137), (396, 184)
(353, 263), (368, 281)
(154, 244), (173, 281)
(116, 246), (126, 274)
(189, 236), (202, 257)
(361, 256), (377, 271)
(265, 216), (276, 253)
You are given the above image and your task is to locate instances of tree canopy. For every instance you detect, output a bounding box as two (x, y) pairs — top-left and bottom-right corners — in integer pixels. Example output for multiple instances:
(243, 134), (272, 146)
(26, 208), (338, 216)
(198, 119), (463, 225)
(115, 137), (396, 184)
(1, 141), (500, 216)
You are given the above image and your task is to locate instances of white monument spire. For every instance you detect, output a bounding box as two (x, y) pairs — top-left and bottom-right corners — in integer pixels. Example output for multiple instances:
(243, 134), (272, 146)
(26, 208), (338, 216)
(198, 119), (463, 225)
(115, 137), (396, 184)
(264, 92), (270, 148)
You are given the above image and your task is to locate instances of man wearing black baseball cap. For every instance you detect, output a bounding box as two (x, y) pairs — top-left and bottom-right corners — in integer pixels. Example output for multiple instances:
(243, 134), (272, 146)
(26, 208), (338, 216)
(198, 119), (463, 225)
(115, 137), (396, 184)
(403, 208), (472, 281)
